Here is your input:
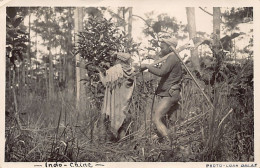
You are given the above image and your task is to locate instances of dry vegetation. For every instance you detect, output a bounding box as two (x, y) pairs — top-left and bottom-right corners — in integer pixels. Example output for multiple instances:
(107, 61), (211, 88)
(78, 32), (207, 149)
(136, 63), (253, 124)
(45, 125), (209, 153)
(5, 58), (253, 162)
(5, 7), (254, 163)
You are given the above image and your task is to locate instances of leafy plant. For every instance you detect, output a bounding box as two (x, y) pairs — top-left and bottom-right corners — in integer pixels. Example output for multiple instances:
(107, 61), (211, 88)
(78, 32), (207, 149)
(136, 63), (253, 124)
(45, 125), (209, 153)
(222, 7), (253, 31)
(75, 15), (139, 99)
(6, 7), (29, 67)
(142, 13), (188, 53)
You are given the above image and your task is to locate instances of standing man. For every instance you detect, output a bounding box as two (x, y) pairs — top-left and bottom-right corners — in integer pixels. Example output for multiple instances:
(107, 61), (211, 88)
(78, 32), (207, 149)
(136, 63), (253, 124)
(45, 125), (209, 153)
(141, 37), (182, 143)
(97, 52), (135, 141)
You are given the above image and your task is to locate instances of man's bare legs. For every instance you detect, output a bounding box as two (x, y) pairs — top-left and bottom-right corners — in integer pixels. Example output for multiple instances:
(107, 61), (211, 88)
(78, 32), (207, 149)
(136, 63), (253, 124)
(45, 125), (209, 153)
(153, 90), (180, 139)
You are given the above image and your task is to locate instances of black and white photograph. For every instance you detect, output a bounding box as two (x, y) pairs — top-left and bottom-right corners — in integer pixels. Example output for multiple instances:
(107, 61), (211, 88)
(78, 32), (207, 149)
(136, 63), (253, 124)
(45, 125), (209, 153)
(0, 0), (259, 167)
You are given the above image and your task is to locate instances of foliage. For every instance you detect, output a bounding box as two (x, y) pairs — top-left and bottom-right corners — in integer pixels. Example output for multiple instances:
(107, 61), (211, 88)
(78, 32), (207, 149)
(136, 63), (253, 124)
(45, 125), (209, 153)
(75, 15), (140, 102)
(5, 7), (254, 162)
(30, 7), (75, 67)
(32, 8), (66, 47)
(194, 49), (253, 161)
(76, 17), (124, 67)
(222, 7), (253, 31)
(28, 7), (76, 94)
(239, 31), (253, 58)
(6, 7), (29, 67)
(5, 58), (254, 161)
(142, 13), (188, 53)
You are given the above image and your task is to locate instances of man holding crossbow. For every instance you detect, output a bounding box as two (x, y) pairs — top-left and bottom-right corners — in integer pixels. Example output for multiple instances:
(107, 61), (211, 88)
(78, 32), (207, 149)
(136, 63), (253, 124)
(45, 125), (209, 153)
(98, 36), (205, 144)
(140, 37), (182, 145)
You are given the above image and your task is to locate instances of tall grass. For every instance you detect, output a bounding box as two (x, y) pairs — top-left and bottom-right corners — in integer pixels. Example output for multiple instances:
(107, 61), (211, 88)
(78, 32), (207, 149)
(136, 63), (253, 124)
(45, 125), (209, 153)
(5, 59), (253, 162)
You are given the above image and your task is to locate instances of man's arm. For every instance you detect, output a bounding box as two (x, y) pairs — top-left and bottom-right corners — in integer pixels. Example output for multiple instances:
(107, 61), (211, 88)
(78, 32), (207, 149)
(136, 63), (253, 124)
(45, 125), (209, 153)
(146, 54), (176, 77)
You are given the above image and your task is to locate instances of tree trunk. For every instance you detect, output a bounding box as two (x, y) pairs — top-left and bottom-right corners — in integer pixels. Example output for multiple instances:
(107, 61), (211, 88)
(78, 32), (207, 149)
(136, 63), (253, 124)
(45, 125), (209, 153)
(58, 10), (63, 85)
(47, 8), (54, 101)
(35, 22), (38, 93)
(186, 7), (200, 72)
(8, 61), (12, 90)
(117, 8), (122, 29)
(12, 68), (22, 129)
(123, 7), (126, 32)
(75, 7), (87, 124)
(233, 38), (236, 63)
(207, 7), (221, 155)
(28, 7), (31, 83)
(21, 60), (25, 87)
(48, 48), (54, 100)
(45, 56), (49, 99)
(63, 49), (66, 83)
(213, 7), (221, 47)
(66, 8), (74, 102)
(59, 37), (63, 84)
(128, 7), (133, 51)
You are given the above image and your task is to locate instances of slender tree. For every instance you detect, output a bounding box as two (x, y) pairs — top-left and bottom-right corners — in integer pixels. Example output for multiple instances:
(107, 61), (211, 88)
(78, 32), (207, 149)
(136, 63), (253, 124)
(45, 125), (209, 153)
(27, 7), (31, 83)
(75, 7), (87, 122)
(206, 7), (222, 156)
(128, 7), (133, 50)
(213, 7), (221, 48)
(46, 8), (54, 100)
(6, 7), (29, 128)
(186, 7), (200, 72)
(66, 8), (75, 101)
